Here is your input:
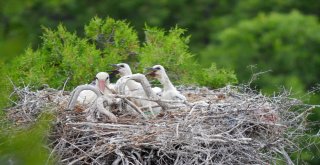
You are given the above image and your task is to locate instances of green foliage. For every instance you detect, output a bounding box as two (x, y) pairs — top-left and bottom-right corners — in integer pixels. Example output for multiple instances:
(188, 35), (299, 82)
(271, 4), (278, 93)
(290, 134), (320, 164)
(8, 25), (99, 89)
(85, 17), (140, 59)
(200, 11), (320, 93)
(197, 64), (238, 88)
(6, 18), (140, 92)
(1, 18), (141, 109)
(4, 0), (320, 63)
(0, 112), (55, 165)
(1, 17), (236, 104)
(139, 25), (197, 83)
(0, 60), (9, 109)
(139, 25), (237, 87)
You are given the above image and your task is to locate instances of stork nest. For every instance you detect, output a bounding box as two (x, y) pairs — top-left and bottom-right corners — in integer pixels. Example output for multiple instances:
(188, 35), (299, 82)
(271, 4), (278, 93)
(5, 84), (316, 165)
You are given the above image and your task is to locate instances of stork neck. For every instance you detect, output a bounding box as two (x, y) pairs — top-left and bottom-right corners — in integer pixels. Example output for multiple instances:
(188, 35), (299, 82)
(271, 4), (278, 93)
(121, 71), (139, 91)
(121, 69), (132, 77)
(159, 74), (175, 91)
(95, 80), (99, 88)
(126, 80), (140, 91)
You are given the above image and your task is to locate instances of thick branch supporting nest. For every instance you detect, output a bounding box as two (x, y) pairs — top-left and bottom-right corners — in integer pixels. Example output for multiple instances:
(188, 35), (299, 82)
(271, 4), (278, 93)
(5, 82), (317, 165)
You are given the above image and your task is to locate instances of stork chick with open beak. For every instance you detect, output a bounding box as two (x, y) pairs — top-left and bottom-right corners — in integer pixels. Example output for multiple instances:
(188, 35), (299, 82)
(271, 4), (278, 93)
(110, 63), (133, 77)
(146, 65), (186, 101)
(110, 63), (140, 92)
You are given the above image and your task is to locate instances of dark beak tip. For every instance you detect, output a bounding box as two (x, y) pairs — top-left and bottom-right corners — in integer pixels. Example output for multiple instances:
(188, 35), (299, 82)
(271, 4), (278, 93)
(110, 70), (120, 74)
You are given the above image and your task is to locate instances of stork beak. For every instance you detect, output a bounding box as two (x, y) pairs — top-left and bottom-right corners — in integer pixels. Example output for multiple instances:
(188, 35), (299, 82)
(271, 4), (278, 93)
(110, 64), (119, 68)
(98, 80), (106, 92)
(145, 67), (157, 77)
(145, 67), (159, 71)
(109, 64), (120, 75)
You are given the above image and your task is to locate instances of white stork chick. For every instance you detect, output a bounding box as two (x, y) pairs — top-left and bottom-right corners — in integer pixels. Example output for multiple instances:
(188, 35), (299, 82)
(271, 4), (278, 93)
(111, 63), (139, 92)
(77, 72), (113, 104)
(111, 63), (163, 117)
(146, 65), (186, 101)
(111, 63), (162, 97)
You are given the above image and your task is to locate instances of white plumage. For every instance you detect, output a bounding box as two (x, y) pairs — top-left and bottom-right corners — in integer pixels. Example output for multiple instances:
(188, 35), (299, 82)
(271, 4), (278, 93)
(146, 65), (186, 101)
(77, 72), (113, 104)
(111, 63), (162, 107)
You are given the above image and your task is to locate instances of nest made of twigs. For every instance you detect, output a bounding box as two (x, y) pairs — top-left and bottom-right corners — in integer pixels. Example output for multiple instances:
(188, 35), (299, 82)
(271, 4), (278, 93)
(5, 83), (314, 165)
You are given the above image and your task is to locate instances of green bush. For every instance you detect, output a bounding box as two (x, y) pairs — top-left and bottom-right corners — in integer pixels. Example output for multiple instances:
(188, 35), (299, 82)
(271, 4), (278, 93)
(85, 17), (140, 60)
(200, 11), (320, 93)
(139, 25), (198, 84)
(139, 25), (237, 87)
(1, 17), (237, 109)
(1, 18), (139, 107)
(197, 64), (238, 88)
(9, 24), (125, 89)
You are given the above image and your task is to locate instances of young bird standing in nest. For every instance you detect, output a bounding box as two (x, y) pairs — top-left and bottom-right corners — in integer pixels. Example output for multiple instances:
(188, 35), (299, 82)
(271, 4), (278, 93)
(145, 65), (186, 101)
(110, 63), (142, 94)
(111, 63), (162, 115)
(111, 63), (162, 95)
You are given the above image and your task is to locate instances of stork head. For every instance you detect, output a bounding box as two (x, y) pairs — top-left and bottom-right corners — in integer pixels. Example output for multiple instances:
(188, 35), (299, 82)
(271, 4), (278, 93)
(95, 72), (110, 92)
(145, 65), (166, 80)
(110, 63), (132, 77)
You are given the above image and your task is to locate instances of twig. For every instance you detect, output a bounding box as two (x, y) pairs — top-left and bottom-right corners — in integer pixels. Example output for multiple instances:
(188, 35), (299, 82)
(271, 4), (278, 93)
(123, 98), (148, 119)
(60, 138), (102, 165)
(61, 77), (70, 94)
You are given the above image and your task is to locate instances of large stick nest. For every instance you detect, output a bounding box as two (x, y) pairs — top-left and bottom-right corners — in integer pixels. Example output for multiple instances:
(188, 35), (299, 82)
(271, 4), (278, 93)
(5, 82), (315, 165)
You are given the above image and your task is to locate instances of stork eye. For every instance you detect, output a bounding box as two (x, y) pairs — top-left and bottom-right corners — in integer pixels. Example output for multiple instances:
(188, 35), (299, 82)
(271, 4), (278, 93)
(95, 77), (98, 80)
(155, 67), (161, 70)
(119, 65), (124, 68)
(106, 77), (109, 80)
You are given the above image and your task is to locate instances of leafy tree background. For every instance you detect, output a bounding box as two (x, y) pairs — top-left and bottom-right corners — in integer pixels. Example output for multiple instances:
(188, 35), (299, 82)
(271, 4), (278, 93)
(1, 0), (319, 164)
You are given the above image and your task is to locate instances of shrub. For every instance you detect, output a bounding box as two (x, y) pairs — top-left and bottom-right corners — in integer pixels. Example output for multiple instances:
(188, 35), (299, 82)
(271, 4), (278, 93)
(1, 17), (237, 109)
(200, 11), (320, 92)
(139, 25), (237, 87)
